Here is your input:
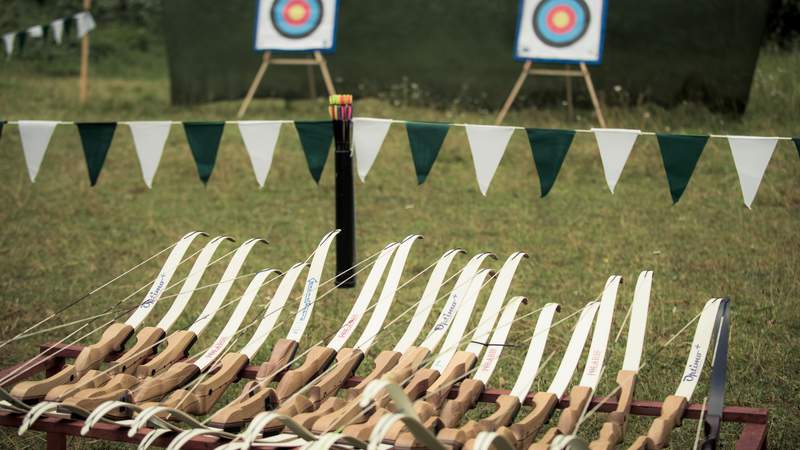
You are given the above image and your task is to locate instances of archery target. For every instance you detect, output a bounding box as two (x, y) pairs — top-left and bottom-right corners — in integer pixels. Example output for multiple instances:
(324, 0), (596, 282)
(255, 0), (338, 51)
(515, 0), (607, 63)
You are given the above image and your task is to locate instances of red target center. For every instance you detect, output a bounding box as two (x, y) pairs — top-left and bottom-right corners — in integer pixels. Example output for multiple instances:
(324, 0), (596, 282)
(546, 6), (576, 34)
(283, 0), (311, 25)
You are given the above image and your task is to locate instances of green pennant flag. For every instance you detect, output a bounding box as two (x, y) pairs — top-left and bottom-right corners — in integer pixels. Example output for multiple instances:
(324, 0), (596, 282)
(295, 121), (333, 183)
(42, 24), (50, 42)
(16, 31), (27, 54)
(63, 16), (73, 37)
(406, 121), (449, 184)
(183, 121), (225, 185)
(656, 133), (708, 204)
(0, 120), (5, 141)
(77, 122), (117, 186)
(793, 137), (799, 159)
(526, 128), (575, 197)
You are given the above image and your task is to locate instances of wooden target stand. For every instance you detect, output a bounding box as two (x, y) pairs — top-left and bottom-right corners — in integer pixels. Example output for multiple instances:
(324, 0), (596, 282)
(238, 50), (336, 118)
(495, 60), (607, 127)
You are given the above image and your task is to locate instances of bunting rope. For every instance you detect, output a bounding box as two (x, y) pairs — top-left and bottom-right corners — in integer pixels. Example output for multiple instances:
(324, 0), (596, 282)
(0, 118), (796, 208)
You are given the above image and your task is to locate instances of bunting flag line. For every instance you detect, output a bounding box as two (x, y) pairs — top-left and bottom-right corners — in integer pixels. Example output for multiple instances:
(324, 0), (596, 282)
(238, 121), (283, 188)
(593, 128), (641, 193)
(77, 122), (117, 186)
(353, 118), (392, 182)
(128, 122), (171, 189)
(465, 124), (515, 195)
(656, 134), (708, 204)
(406, 121), (450, 184)
(727, 136), (778, 208)
(2, 12), (92, 57)
(18, 120), (59, 183)
(295, 121), (334, 184)
(74, 12), (96, 38)
(527, 128), (575, 198)
(184, 122), (225, 185)
(50, 19), (64, 45)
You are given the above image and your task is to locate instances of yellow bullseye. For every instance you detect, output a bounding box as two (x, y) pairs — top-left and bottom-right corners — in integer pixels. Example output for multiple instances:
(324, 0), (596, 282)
(287, 4), (307, 21)
(552, 10), (570, 29)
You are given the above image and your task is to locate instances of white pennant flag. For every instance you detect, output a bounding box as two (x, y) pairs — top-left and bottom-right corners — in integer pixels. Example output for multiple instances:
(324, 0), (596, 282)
(353, 118), (392, 182)
(74, 12), (96, 38)
(727, 136), (778, 209)
(3, 32), (14, 58)
(27, 25), (44, 39)
(465, 124), (515, 195)
(128, 122), (172, 188)
(18, 121), (59, 182)
(50, 18), (65, 44)
(593, 128), (641, 193)
(238, 121), (283, 188)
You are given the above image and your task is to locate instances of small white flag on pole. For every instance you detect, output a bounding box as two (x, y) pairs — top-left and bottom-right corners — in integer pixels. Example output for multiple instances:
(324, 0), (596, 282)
(238, 121), (283, 188)
(74, 12), (96, 38)
(465, 124), (515, 195)
(727, 136), (778, 209)
(353, 118), (392, 182)
(3, 33), (15, 58)
(27, 25), (44, 39)
(50, 18), (65, 44)
(18, 121), (60, 182)
(593, 128), (641, 193)
(129, 122), (172, 188)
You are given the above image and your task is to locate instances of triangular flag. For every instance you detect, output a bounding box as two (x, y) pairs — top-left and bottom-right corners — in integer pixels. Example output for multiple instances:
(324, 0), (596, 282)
(793, 138), (799, 159)
(295, 121), (333, 184)
(238, 121), (282, 188)
(183, 122), (225, 185)
(593, 128), (641, 193)
(406, 121), (449, 184)
(2, 33), (14, 57)
(0, 120), (5, 141)
(18, 120), (59, 182)
(50, 18), (64, 44)
(526, 128), (575, 197)
(15, 30), (26, 54)
(727, 136), (778, 208)
(129, 121), (171, 188)
(63, 16), (74, 37)
(74, 12), (96, 38)
(656, 134), (708, 204)
(464, 124), (515, 195)
(353, 118), (392, 182)
(77, 122), (117, 186)
(27, 25), (44, 39)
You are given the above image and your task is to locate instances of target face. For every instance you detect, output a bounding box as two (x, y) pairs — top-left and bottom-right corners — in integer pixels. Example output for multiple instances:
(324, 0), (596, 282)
(271, 0), (323, 38)
(515, 0), (607, 63)
(255, 0), (338, 51)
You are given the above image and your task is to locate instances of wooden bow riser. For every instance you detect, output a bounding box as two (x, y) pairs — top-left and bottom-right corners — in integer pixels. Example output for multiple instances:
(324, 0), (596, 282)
(628, 395), (688, 450)
(588, 370), (638, 450)
(441, 395), (522, 450)
(206, 338), (299, 430)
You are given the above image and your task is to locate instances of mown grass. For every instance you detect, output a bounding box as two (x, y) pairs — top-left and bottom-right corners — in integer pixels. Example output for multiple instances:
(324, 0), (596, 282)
(0, 44), (798, 449)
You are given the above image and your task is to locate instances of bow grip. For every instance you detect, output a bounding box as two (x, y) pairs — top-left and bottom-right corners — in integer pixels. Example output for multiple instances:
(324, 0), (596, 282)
(74, 323), (134, 375)
(589, 370), (638, 450)
(275, 345), (336, 401)
(440, 378), (486, 428)
(131, 361), (200, 403)
(306, 347), (364, 406)
(425, 351), (477, 410)
(136, 330), (197, 377)
(505, 391), (559, 449)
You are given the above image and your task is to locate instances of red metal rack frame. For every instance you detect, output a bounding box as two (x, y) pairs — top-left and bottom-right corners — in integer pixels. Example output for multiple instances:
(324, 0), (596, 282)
(0, 342), (768, 450)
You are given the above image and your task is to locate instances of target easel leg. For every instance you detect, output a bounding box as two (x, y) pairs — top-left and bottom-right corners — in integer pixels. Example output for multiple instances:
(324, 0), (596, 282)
(315, 51), (336, 96)
(238, 51), (272, 118)
(580, 62), (607, 127)
(496, 60), (532, 125)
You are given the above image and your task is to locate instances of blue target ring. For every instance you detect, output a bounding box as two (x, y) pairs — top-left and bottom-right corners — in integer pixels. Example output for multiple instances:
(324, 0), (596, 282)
(533, 0), (590, 47)
(271, 0), (323, 39)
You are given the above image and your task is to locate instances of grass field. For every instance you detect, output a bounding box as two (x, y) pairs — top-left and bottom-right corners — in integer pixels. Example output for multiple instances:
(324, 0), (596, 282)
(0, 43), (798, 449)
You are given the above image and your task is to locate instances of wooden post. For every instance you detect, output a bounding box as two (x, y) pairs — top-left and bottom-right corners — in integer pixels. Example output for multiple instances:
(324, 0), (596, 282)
(315, 51), (336, 96)
(495, 60), (532, 125)
(579, 62), (607, 127)
(78, 0), (91, 104)
(237, 51), (272, 118)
